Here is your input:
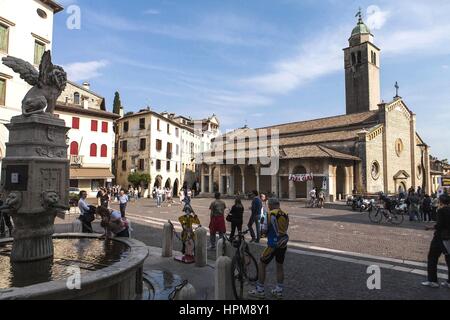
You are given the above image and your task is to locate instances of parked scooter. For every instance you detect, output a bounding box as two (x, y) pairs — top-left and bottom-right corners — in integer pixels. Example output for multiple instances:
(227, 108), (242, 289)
(360, 199), (375, 213)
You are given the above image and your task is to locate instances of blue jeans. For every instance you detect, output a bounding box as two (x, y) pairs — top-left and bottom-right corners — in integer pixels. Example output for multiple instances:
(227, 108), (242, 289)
(156, 196), (162, 207)
(248, 215), (261, 242)
(119, 203), (127, 218)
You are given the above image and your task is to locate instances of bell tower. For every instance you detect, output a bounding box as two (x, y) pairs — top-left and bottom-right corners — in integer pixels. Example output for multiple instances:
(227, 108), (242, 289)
(344, 10), (381, 114)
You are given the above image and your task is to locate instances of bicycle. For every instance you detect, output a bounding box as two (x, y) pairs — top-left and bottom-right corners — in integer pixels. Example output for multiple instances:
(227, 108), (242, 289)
(305, 197), (319, 208)
(223, 230), (259, 300)
(369, 206), (404, 225)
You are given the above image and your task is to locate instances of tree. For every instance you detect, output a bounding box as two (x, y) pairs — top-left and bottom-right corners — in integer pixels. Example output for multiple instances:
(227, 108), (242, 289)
(113, 91), (122, 115)
(128, 172), (151, 188)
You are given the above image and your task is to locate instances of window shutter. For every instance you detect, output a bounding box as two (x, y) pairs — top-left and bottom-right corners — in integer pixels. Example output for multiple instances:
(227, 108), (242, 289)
(0, 25), (8, 52)
(0, 78), (5, 106)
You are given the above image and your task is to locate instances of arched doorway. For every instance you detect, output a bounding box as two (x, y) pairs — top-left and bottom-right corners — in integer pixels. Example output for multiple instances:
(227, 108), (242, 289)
(232, 166), (242, 195)
(244, 166), (257, 193)
(164, 178), (172, 189)
(212, 167), (220, 193)
(173, 179), (179, 196)
(154, 175), (162, 188)
(336, 166), (346, 199)
(293, 165), (307, 198)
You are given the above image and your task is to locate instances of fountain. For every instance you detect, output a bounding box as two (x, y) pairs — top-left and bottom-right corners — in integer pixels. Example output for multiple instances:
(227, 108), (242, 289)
(0, 51), (148, 300)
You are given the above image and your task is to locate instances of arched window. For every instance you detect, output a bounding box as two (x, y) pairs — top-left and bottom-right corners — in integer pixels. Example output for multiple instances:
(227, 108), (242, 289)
(351, 52), (356, 65)
(74, 92), (80, 105)
(357, 51), (362, 64)
(373, 52), (377, 66)
(90, 143), (97, 157)
(70, 141), (79, 156)
(100, 144), (107, 158)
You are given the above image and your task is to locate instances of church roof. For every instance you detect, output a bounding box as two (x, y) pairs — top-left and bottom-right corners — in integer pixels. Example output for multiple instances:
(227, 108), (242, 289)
(261, 111), (379, 135)
(281, 145), (360, 161)
(351, 20), (371, 37)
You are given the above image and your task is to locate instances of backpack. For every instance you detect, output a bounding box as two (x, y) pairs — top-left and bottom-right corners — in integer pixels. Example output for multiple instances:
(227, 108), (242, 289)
(270, 209), (290, 248)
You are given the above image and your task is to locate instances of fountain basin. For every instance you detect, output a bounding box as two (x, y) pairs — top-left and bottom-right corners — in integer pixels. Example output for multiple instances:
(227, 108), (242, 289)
(0, 233), (149, 300)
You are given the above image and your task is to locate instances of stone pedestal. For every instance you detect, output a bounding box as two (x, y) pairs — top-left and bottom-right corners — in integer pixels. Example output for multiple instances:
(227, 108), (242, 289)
(194, 227), (208, 267)
(0, 114), (69, 262)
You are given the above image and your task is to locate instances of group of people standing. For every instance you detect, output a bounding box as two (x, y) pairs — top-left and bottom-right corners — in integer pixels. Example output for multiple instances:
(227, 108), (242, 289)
(399, 186), (441, 222)
(207, 191), (289, 299)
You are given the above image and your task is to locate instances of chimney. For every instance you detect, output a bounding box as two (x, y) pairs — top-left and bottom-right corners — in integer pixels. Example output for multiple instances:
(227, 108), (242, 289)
(82, 82), (90, 90)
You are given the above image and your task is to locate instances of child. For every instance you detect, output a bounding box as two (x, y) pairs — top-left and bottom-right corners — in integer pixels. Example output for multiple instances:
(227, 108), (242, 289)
(177, 203), (200, 263)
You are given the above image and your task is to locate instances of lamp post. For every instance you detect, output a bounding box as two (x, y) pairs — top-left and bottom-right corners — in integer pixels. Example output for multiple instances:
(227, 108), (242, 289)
(417, 143), (428, 193)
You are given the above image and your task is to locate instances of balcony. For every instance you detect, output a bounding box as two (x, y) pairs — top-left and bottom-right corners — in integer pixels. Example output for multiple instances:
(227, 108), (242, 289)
(70, 155), (84, 166)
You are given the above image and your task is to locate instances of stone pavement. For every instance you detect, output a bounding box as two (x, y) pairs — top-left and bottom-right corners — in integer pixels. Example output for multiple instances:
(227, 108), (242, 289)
(54, 214), (450, 300)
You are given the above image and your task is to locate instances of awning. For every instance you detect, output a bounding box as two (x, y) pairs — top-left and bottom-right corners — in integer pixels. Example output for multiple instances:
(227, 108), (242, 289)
(70, 168), (115, 180)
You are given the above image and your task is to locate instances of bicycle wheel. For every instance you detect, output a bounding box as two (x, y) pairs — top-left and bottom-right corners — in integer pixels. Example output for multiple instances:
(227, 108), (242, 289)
(231, 255), (245, 300)
(243, 248), (259, 282)
(389, 211), (404, 225)
(369, 208), (383, 223)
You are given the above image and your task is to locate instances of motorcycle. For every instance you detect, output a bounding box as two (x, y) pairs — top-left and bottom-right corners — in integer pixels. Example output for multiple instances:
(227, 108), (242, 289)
(360, 199), (375, 213)
(352, 196), (363, 211)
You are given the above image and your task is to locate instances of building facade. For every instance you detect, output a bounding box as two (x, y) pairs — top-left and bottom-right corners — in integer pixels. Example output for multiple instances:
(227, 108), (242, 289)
(200, 14), (431, 201)
(0, 0), (62, 177)
(55, 82), (119, 196)
(115, 110), (219, 195)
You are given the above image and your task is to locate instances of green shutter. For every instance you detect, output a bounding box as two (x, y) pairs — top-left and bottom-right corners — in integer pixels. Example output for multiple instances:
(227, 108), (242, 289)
(34, 41), (45, 65)
(0, 79), (6, 106)
(0, 24), (8, 53)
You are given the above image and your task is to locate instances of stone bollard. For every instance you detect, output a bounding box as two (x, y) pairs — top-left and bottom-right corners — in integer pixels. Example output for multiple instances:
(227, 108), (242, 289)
(216, 237), (234, 260)
(71, 219), (82, 233)
(215, 256), (234, 300)
(195, 227), (208, 267)
(162, 222), (173, 258)
(173, 283), (197, 300)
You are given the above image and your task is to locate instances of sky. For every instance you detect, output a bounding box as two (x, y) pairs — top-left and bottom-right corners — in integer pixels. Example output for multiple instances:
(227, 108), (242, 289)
(52, 0), (450, 159)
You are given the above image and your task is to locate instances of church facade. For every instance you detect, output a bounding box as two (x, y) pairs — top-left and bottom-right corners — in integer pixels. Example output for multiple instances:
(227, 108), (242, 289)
(199, 15), (431, 201)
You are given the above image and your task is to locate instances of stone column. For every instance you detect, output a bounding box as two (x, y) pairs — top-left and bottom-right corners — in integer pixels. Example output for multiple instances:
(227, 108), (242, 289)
(200, 166), (205, 193)
(241, 166), (245, 194)
(195, 227), (208, 267)
(162, 222), (173, 258)
(278, 175), (282, 198)
(256, 169), (260, 193)
(218, 165), (225, 195)
(215, 256), (234, 300)
(271, 174), (278, 198)
(208, 166), (213, 194)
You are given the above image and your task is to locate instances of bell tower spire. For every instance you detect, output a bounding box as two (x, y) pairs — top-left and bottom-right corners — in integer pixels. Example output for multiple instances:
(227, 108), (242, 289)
(344, 9), (381, 114)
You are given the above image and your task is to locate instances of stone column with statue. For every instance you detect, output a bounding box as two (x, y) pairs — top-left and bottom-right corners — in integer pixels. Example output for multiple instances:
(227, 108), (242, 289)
(0, 51), (70, 262)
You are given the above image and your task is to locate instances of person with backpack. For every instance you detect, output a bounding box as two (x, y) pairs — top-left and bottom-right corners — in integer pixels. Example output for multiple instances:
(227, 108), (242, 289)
(249, 198), (289, 300)
(422, 194), (450, 289)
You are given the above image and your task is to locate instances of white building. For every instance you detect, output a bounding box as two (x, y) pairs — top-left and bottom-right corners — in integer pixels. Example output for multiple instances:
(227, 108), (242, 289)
(55, 81), (119, 196)
(115, 109), (220, 195)
(0, 0), (63, 176)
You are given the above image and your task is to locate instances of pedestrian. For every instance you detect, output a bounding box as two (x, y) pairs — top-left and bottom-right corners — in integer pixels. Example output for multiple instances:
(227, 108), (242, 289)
(98, 207), (130, 238)
(118, 189), (129, 218)
(422, 194), (450, 289)
(78, 190), (94, 233)
(422, 194), (432, 222)
(99, 188), (110, 209)
(409, 192), (421, 222)
(431, 193), (439, 222)
(260, 194), (269, 238)
(208, 192), (227, 250)
(248, 190), (262, 243)
(249, 198), (289, 299)
(179, 188), (185, 204)
(156, 186), (163, 208)
(228, 197), (244, 240)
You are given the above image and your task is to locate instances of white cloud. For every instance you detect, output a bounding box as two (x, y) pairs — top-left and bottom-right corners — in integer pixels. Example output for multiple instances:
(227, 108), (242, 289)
(64, 60), (109, 82)
(143, 9), (160, 15)
(240, 30), (344, 94)
(366, 5), (390, 30)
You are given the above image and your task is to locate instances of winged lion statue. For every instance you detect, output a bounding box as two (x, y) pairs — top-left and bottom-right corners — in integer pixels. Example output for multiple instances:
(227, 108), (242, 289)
(1, 50), (67, 116)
